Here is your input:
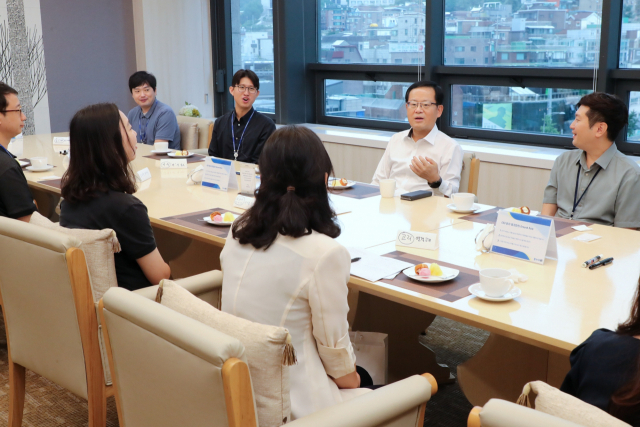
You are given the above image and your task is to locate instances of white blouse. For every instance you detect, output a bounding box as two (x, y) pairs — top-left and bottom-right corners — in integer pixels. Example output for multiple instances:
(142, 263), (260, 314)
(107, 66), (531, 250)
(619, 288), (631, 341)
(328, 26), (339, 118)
(220, 230), (368, 419)
(371, 124), (463, 197)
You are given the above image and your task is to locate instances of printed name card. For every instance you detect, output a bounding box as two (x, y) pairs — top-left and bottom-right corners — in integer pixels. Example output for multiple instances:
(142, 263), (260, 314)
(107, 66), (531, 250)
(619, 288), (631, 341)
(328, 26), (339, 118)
(240, 166), (257, 195)
(491, 210), (558, 264)
(52, 136), (70, 145)
(160, 158), (187, 169)
(202, 157), (238, 191)
(234, 194), (255, 210)
(396, 230), (438, 250)
(136, 167), (151, 182)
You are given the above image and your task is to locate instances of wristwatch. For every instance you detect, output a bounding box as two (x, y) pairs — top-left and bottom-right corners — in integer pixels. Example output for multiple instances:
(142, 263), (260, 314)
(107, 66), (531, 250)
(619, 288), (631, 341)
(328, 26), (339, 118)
(428, 177), (442, 188)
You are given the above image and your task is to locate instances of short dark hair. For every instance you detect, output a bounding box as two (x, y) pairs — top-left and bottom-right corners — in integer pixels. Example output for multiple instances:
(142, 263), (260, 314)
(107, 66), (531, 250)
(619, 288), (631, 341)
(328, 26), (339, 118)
(576, 92), (628, 141)
(0, 82), (18, 114)
(61, 103), (137, 202)
(231, 125), (340, 249)
(231, 69), (260, 90)
(405, 80), (444, 105)
(128, 71), (157, 92)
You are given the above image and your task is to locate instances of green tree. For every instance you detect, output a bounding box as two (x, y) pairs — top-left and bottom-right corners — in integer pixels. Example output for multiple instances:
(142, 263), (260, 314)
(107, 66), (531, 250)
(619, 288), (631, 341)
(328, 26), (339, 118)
(628, 111), (639, 139)
(540, 114), (560, 135)
(241, 0), (263, 26)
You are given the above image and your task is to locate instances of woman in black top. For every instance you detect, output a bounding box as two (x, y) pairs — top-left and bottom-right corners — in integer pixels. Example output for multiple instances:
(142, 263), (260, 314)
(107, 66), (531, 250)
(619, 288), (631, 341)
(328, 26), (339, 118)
(561, 279), (640, 426)
(60, 103), (170, 291)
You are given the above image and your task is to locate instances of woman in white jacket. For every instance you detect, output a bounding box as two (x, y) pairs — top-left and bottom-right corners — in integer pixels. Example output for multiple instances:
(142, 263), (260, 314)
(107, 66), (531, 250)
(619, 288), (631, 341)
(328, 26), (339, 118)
(220, 125), (367, 419)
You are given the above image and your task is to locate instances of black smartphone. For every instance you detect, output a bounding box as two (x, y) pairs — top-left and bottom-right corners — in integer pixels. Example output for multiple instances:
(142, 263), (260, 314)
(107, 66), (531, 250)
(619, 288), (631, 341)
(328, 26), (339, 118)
(400, 190), (433, 201)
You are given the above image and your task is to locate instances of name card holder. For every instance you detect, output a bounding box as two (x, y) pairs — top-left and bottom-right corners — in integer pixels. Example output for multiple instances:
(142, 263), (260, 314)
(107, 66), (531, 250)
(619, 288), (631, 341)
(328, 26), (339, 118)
(234, 194), (255, 210)
(240, 166), (257, 196)
(396, 230), (438, 250)
(491, 210), (557, 264)
(136, 167), (151, 182)
(202, 157), (238, 192)
(160, 159), (187, 169)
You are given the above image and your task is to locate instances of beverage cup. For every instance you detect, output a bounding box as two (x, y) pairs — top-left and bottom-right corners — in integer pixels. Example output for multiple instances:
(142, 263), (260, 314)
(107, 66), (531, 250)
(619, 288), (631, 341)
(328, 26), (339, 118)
(154, 142), (169, 151)
(379, 179), (396, 198)
(479, 268), (514, 297)
(452, 192), (475, 210)
(30, 156), (47, 169)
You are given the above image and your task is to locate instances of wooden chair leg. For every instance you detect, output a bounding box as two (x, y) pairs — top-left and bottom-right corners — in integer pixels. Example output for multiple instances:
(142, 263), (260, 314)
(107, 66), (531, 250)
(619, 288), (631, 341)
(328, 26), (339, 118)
(8, 356), (25, 427)
(87, 385), (107, 427)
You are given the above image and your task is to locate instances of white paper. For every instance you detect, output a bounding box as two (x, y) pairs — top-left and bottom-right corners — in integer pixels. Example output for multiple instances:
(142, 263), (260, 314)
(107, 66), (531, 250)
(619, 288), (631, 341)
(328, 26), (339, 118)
(136, 167), (151, 182)
(38, 175), (59, 180)
(347, 247), (413, 282)
(573, 233), (602, 243)
(240, 166), (257, 195)
(160, 158), (187, 169)
(396, 230), (438, 250)
(233, 194), (255, 210)
(571, 225), (592, 232)
(52, 136), (70, 145)
(202, 157), (238, 191)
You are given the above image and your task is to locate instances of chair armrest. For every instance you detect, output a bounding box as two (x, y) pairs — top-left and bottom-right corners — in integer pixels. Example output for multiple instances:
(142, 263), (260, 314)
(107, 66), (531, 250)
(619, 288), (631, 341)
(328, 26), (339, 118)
(288, 374), (435, 427)
(133, 270), (223, 307)
(471, 399), (586, 427)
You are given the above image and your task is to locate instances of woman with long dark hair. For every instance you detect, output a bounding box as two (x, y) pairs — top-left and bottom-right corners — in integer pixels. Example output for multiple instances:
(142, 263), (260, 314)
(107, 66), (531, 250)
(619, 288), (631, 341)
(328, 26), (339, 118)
(220, 125), (366, 419)
(561, 280), (640, 425)
(60, 103), (170, 290)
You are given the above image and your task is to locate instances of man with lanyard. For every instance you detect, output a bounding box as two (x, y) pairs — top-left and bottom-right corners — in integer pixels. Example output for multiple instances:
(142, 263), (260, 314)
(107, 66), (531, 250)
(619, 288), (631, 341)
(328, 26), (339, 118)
(127, 71), (181, 150)
(542, 92), (640, 228)
(208, 69), (275, 164)
(0, 82), (37, 222)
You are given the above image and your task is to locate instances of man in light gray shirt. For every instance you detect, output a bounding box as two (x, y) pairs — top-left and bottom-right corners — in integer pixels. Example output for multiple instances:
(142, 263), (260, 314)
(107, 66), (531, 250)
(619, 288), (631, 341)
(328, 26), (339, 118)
(542, 92), (640, 228)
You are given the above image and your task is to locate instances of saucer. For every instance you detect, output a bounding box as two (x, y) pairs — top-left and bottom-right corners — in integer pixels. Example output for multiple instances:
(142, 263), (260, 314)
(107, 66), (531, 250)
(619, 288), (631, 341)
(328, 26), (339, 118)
(151, 149), (172, 154)
(26, 165), (53, 172)
(468, 283), (521, 302)
(447, 203), (480, 214)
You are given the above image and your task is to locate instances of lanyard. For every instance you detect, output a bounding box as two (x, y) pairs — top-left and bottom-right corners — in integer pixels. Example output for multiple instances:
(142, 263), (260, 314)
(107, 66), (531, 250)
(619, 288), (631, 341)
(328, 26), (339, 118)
(231, 109), (255, 160)
(571, 163), (601, 219)
(138, 100), (156, 144)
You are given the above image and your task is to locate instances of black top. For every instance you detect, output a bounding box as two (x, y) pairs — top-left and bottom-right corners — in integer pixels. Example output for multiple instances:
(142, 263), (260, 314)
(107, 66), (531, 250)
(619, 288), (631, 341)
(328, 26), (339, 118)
(208, 107), (276, 164)
(561, 328), (640, 426)
(60, 190), (157, 291)
(0, 146), (37, 219)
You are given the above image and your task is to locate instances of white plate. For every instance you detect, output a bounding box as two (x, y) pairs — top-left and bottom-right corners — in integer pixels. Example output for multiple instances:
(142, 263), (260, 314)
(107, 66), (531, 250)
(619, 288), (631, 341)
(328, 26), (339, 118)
(447, 203), (481, 214)
(26, 165), (53, 172)
(202, 215), (237, 227)
(168, 152), (194, 158)
(151, 149), (172, 154)
(329, 178), (356, 189)
(402, 265), (459, 283)
(468, 283), (521, 302)
(17, 160), (28, 167)
(505, 207), (540, 216)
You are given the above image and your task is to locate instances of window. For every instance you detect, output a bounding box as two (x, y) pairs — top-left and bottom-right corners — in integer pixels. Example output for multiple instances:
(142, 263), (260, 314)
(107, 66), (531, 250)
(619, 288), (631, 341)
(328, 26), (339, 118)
(516, 53), (525, 61)
(324, 80), (410, 123)
(628, 91), (640, 141)
(621, 0), (640, 68)
(455, 46), (465, 52)
(470, 46), (476, 52)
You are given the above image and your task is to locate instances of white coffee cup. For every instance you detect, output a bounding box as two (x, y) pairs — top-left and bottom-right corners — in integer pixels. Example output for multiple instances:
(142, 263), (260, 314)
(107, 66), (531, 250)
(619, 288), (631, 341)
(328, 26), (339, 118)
(379, 179), (396, 198)
(154, 142), (169, 151)
(479, 268), (514, 297)
(452, 192), (475, 210)
(30, 156), (48, 169)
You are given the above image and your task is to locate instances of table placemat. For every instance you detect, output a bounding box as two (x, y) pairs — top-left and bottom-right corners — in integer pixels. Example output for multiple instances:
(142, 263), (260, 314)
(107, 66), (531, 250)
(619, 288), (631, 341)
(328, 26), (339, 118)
(331, 183), (380, 199)
(143, 153), (206, 163)
(460, 208), (590, 238)
(18, 158), (31, 168)
(380, 251), (478, 302)
(159, 208), (240, 239)
(38, 178), (62, 189)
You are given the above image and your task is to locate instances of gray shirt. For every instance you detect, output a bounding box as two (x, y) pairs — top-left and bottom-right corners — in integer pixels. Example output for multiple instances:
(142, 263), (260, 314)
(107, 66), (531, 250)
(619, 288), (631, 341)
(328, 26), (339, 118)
(127, 99), (181, 150)
(543, 144), (640, 228)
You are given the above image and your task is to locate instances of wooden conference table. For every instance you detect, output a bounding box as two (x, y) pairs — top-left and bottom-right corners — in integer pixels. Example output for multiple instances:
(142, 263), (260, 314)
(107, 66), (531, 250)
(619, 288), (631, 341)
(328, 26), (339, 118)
(21, 133), (640, 405)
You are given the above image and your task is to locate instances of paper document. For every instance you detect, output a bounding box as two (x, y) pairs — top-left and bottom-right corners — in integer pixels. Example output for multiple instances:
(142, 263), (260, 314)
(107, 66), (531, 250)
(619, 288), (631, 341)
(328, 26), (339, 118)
(571, 225), (592, 232)
(347, 247), (413, 282)
(573, 233), (601, 243)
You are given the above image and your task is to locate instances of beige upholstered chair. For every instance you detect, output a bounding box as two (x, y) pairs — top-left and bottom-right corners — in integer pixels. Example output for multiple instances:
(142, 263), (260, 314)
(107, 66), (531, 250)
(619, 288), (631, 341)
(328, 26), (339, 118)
(176, 115), (214, 150)
(0, 216), (222, 426)
(467, 398), (613, 427)
(100, 287), (438, 427)
(459, 152), (480, 195)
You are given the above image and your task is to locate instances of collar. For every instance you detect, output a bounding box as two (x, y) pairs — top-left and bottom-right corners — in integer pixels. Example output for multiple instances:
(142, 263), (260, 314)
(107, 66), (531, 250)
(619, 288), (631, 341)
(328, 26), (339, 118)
(233, 107), (255, 125)
(0, 143), (15, 158)
(407, 124), (439, 146)
(140, 99), (159, 119)
(575, 143), (617, 171)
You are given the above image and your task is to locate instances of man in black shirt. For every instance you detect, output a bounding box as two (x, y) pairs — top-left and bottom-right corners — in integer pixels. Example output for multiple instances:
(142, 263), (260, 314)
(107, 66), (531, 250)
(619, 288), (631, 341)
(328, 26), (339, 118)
(0, 83), (37, 221)
(208, 69), (276, 164)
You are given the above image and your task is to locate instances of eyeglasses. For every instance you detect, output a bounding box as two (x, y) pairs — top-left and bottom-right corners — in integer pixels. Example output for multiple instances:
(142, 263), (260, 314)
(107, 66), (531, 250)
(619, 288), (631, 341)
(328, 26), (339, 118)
(406, 101), (438, 110)
(2, 108), (22, 114)
(234, 85), (257, 94)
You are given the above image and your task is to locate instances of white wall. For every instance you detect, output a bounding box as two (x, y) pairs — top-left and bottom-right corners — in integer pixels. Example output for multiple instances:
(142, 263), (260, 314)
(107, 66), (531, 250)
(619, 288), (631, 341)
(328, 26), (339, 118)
(132, 0), (214, 118)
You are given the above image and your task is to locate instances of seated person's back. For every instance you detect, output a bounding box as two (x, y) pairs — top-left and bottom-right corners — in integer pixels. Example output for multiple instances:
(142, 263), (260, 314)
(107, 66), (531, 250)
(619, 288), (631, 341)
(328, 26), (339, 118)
(372, 80), (463, 197)
(542, 92), (640, 228)
(60, 103), (171, 291)
(220, 125), (365, 420)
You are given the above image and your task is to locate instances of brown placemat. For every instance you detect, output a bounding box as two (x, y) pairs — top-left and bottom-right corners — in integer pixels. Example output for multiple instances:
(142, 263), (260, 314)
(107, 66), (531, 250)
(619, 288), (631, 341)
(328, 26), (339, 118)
(460, 208), (590, 238)
(380, 251), (478, 302)
(18, 158), (31, 168)
(331, 183), (380, 199)
(143, 153), (206, 163)
(159, 208), (240, 238)
(38, 178), (62, 189)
